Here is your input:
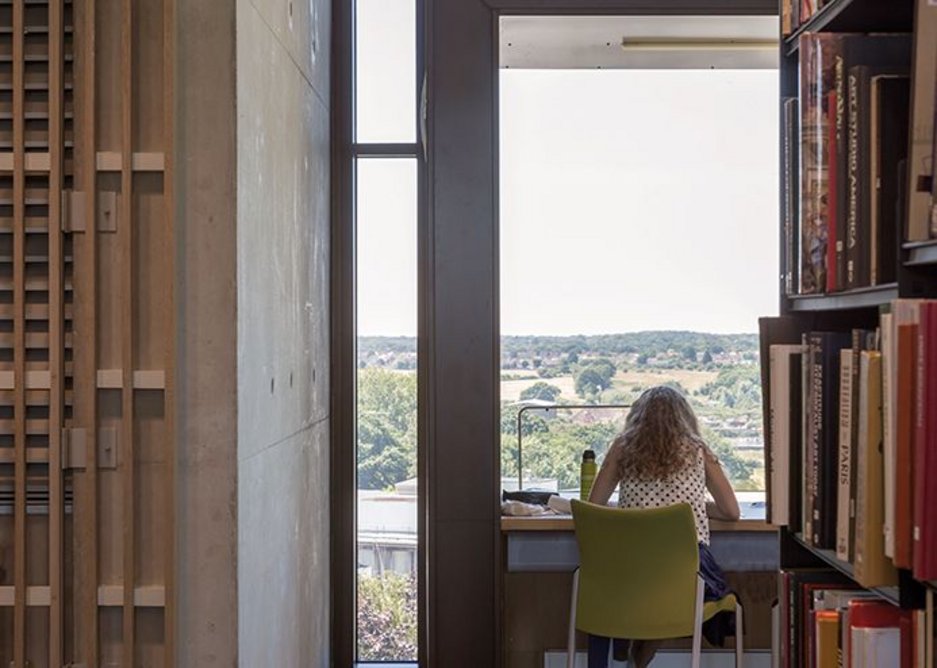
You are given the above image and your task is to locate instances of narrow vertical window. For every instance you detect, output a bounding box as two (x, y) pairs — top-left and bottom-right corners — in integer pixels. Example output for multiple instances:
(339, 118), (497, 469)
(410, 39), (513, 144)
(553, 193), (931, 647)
(353, 0), (420, 662)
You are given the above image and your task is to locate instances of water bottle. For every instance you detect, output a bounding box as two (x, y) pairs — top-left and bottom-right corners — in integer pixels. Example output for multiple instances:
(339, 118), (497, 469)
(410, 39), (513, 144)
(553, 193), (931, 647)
(580, 449), (597, 501)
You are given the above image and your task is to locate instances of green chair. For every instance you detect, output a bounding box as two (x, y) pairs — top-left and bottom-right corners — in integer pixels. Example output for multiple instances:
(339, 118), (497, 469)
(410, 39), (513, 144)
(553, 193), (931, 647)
(567, 500), (743, 668)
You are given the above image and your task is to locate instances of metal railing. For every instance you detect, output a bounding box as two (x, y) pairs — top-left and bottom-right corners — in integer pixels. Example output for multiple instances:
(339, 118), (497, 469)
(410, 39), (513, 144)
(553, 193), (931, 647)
(514, 403), (631, 492)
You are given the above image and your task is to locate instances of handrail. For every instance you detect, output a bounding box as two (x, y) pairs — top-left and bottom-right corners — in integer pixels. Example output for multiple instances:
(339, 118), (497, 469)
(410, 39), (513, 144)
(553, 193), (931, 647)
(514, 403), (631, 492)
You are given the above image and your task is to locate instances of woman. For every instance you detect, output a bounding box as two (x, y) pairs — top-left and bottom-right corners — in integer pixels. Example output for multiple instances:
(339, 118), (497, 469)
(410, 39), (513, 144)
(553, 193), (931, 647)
(587, 385), (741, 668)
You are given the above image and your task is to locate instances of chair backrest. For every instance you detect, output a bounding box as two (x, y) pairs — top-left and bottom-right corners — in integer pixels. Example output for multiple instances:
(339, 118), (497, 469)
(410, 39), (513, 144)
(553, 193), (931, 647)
(571, 499), (700, 640)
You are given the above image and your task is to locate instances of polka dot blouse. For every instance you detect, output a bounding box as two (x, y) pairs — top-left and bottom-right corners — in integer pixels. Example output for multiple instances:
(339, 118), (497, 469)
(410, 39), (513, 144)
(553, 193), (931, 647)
(618, 446), (710, 545)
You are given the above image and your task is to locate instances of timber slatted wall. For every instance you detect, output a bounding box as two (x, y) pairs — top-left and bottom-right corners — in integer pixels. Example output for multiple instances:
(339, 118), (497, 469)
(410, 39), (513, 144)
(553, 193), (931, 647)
(0, 0), (175, 665)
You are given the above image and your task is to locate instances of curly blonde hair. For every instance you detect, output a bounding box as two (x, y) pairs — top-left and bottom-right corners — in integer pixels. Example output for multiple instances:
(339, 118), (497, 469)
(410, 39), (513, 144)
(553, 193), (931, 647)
(614, 385), (703, 482)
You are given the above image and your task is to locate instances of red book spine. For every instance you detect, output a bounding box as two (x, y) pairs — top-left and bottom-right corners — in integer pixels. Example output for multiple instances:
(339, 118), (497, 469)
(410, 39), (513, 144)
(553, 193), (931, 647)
(826, 89), (838, 293)
(848, 600), (907, 661)
(914, 303), (937, 579)
(899, 613), (913, 668)
(895, 321), (917, 569)
(925, 305), (937, 577)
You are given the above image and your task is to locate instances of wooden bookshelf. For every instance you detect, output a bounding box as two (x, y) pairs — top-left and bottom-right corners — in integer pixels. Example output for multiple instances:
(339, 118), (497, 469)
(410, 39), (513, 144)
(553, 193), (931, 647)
(773, 0), (935, 640)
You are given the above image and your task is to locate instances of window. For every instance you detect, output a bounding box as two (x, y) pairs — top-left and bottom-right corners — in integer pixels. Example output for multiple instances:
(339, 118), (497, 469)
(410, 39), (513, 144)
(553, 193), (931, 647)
(499, 16), (779, 513)
(354, 1), (420, 662)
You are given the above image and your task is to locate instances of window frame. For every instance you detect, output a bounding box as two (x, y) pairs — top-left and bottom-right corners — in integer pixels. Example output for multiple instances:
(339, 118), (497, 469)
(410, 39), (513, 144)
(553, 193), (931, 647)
(332, 2), (777, 667)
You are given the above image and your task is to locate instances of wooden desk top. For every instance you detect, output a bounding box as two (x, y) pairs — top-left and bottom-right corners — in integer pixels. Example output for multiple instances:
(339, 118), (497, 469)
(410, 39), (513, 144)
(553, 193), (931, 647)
(500, 515), (777, 533)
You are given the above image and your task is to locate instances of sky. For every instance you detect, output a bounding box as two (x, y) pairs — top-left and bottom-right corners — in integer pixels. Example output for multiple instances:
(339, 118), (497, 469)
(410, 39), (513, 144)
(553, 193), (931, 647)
(355, 4), (780, 337)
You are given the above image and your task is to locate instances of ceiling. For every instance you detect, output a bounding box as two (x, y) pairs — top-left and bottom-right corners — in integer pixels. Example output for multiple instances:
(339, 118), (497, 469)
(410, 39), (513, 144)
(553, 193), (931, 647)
(500, 15), (779, 70)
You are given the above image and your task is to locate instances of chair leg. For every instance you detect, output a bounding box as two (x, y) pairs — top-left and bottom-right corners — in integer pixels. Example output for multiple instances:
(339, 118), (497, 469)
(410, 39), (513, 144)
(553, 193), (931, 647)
(735, 601), (744, 668)
(691, 575), (705, 668)
(567, 569), (580, 668)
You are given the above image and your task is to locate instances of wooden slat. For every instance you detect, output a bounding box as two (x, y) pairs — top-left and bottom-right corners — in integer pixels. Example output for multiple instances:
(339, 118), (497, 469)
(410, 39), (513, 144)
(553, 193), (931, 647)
(97, 585), (166, 608)
(95, 150), (165, 172)
(73, 0), (99, 662)
(0, 586), (53, 607)
(11, 1), (27, 664)
(120, 0), (135, 661)
(48, 0), (66, 659)
(0, 448), (50, 464)
(164, 0), (176, 661)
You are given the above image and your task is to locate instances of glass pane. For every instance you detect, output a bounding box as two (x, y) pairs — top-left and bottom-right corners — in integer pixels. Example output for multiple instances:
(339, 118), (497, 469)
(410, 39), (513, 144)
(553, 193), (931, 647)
(356, 158), (418, 662)
(499, 69), (778, 514)
(355, 0), (417, 143)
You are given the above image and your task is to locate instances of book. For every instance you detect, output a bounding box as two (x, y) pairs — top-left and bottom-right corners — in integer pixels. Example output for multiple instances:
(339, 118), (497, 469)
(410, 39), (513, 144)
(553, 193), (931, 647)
(806, 331), (851, 548)
(781, 569), (853, 668)
(907, 0), (937, 241)
(836, 348), (853, 560)
(799, 34), (837, 294)
(854, 350), (898, 588)
(814, 610), (839, 667)
(893, 299), (923, 569)
(799, 34), (911, 293)
(881, 311), (896, 560)
(847, 329), (876, 562)
(760, 316), (804, 525)
(783, 97), (801, 297)
(871, 75), (910, 285)
(913, 301), (937, 579)
(771, 344), (805, 527)
(846, 64), (911, 290)
(852, 627), (901, 667)
(848, 599), (908, 668)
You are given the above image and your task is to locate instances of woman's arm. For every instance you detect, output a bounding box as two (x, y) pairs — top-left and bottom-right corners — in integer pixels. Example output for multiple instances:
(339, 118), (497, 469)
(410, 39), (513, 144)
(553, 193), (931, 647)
(587, 442), (624, 506)
(702, 444), (741, 521)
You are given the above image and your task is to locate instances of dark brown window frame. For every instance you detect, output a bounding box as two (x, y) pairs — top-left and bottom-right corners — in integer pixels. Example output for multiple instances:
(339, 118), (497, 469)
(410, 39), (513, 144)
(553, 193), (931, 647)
(332, 2), (776, 667)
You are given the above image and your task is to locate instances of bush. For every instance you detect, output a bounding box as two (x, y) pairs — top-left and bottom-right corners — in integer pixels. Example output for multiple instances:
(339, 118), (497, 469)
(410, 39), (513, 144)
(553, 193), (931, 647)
(357, 573), (418, 661)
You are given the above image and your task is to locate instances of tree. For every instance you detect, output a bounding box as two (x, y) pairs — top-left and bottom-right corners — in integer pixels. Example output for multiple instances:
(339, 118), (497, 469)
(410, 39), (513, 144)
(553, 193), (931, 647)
(519, 382), (562, 403)
(636, 353), (649, 365)
(683, 346), (698, 362)
(357, 369), (417, 489)
(701, 350), (713, 364)
(574, 368), (608, 397)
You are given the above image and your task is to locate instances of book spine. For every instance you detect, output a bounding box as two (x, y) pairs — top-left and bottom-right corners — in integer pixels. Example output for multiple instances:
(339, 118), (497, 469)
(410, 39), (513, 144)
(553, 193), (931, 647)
(907, 0), (937, 241)
(847, 331), (864, 561)
(809, 334), (823, 545)
(913, 305), (928, 577)
(846, 68), (867, 289)
(800, 34), (836, 294)
(836, 348), (852, 560)
(923, 304), (937, 576)
(770, 346), (780, 524)
(881, 313), (896, 559)
(790, 354), (804, 534)
(828, 87), (840, 293)
(834, 54), (847, 292)
(804, 334), (815, 542)
(895, 304), (919, 569)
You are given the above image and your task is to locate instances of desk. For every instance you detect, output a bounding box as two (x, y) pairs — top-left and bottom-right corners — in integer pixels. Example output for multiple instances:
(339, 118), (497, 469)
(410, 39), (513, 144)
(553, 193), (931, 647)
(500, 517), (778, 665)
(502, 516), (778, 573)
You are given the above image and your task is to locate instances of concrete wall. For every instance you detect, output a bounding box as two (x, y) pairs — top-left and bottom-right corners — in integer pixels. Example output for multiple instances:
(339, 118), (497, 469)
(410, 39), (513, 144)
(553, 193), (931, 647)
(175, 1), (240, 665)
(235, 0), (331, 664)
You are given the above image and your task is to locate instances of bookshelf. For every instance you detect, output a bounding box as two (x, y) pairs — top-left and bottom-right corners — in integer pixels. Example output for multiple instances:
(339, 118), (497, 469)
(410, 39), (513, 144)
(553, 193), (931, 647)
(905, 241), (937, 267)
(787, 284), (898, 312)
(769, 0), (937, 662)
(783, 0), (914, 54)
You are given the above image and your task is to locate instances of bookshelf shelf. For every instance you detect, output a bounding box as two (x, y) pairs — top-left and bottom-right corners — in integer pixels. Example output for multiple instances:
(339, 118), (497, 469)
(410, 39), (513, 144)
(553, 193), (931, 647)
(905, 240), (937, 267)
(783, 0), (914, 55)
(786, 283), (898, 312)
(791, 533), (901, 606)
